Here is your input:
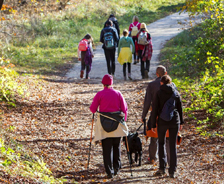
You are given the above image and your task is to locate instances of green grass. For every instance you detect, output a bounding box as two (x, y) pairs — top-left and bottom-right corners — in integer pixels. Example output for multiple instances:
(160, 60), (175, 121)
(159, 25), (204, 78)
(2, 0), (185, 75)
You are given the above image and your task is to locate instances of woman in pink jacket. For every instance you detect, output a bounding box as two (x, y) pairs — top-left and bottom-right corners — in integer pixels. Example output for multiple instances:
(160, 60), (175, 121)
(129, 15), (141, 64)
(90, 74), (128, 179)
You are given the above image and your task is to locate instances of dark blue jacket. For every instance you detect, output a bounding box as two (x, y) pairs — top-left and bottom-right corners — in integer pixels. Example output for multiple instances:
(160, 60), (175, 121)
(100, 26), (119, 48)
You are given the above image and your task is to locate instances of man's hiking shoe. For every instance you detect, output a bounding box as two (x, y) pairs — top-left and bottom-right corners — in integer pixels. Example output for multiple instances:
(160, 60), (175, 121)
(133, 60), (137, 64)
(106, 174), (114, 179)
(169, 173), (175, 178)
(114, 169), (120, 176)
(144, 70), (149, 79)
(80, 70), (84, 78)
(154, 169), (165, 176)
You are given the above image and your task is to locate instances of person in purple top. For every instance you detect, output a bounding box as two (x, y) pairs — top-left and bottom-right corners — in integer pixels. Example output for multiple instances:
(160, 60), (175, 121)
(90, 74), (128, 179)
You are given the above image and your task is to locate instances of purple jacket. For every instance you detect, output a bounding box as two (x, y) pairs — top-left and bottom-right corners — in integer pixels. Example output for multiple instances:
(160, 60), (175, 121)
(90, 87), (128, 121)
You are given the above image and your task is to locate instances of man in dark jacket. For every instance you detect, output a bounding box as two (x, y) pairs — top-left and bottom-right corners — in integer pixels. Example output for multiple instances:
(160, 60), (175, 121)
(141, 65), (170, 164)
(104, 14), (120, 39)
(100, 20), (119, 76)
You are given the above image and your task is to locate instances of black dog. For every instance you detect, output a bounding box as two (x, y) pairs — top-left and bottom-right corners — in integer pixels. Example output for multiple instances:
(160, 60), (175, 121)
(123, 132), (142, 166)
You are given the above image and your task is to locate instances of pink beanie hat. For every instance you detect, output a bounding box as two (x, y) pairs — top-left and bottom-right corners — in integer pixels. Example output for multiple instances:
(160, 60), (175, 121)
(102, 74), (113, 85)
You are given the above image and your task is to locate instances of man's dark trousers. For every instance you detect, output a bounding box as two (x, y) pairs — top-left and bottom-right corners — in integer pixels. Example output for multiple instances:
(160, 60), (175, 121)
(104, 48), (116, 75)
(101, 137), (121, 175)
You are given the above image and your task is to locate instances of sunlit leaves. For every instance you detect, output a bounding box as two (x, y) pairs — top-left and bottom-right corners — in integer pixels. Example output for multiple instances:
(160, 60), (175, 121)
(0, 58), (26, 103)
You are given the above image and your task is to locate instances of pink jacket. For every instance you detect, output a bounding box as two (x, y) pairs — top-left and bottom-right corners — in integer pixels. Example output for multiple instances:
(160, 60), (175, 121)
(129, 21), (141, 37)
(90, 87), (128, 121)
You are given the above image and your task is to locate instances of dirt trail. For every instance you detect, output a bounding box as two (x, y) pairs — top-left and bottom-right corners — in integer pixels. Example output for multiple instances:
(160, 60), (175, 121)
(66, 12), (197, 81)
(2, 12), (223, 184)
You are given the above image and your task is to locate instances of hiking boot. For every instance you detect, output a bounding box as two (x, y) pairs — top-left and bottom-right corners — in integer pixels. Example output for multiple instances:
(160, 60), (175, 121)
(106, 174), (114, 179)
(154, 169), (165, 176)
(128, 73), (132, 80)
(144, 70), (149, 79)
(80, 70), (84, 78)
(169, 173), (175, 178)
(114, 169), (120, 176)
(133, 60), (137, 65)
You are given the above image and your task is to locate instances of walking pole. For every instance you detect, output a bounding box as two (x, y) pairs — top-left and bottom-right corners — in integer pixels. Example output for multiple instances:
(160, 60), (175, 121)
(125, 136), (133, 177)
(87, 113), (94, 171)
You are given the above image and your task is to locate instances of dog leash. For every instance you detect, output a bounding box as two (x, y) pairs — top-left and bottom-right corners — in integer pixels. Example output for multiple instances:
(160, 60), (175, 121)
(136, 123), (143, 132)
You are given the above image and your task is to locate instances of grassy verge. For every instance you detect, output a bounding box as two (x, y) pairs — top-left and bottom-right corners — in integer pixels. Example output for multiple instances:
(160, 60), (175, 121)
(0, 123), (66, 183)
(2, 0), (185, 75)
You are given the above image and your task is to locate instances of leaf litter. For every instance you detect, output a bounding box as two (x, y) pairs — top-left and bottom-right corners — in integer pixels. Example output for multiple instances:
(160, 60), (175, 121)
(1, 75), (224, 183)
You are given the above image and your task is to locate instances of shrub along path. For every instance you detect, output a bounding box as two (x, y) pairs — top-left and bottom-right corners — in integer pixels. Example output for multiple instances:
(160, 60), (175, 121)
(2, 12), (223, 183)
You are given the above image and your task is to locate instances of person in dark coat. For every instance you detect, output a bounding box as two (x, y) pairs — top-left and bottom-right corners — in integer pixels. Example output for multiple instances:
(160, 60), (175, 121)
(141, 65), (170, 165)
(100, 20), (119, 76)
(104, 14), (120, 39)
(151, 75), (184, 178)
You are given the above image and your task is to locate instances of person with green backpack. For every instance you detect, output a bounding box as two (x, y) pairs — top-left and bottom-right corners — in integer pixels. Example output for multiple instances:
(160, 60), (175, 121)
(117, 29), (135, 80)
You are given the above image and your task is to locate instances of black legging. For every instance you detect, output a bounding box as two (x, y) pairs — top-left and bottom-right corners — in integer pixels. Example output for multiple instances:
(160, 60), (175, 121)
(138, 50), (150, 77)
(132, 37), (139, 61)
(104, 48), (116, 75)
(123, 63), (131, 77)
(157, 124), (179, 174)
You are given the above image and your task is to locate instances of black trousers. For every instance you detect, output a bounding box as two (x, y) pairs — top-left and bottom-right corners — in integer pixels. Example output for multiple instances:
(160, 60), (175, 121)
(123, 63), (131, 77)
(101, 137), (121, 175)
(132, 37), (139, 61)
(157, 123), (179, 174)
(138, 50), (150, 77)
(104, 48), (116, 75)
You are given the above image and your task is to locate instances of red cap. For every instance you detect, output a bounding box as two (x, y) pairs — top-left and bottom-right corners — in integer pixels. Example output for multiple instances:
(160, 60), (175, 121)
(102, 74), (113, 85)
